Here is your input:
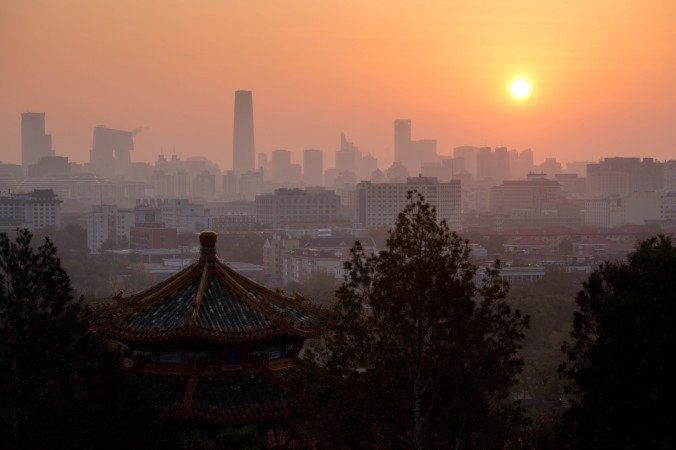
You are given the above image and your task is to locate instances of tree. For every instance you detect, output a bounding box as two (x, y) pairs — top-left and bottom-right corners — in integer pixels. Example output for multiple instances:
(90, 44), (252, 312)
(560, 236), (676, 449)
(0, 230), (165, 449)
(304, 192), (529, 449)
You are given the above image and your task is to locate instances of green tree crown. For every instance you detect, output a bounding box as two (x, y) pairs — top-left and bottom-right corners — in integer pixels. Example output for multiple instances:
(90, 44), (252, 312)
(305, 191), (529, 449)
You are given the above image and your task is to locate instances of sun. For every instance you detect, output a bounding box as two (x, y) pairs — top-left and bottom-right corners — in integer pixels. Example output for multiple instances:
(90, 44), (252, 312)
(510, 79), (531, 99)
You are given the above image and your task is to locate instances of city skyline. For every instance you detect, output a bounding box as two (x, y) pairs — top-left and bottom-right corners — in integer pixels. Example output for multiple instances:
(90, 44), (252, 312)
(1, 1), (675, 168)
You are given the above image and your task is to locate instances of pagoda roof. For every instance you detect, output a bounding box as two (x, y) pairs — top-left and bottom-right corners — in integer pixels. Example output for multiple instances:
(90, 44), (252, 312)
(132, 371), (294, 424)
(92, 231), (325, 344)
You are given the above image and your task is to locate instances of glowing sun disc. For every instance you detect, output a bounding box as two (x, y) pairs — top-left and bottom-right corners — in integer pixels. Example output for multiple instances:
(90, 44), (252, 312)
(511, 79), (531, 99)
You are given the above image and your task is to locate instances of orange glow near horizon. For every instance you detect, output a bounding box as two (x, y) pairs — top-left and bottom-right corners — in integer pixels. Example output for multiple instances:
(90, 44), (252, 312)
(1, 0), (675, 168)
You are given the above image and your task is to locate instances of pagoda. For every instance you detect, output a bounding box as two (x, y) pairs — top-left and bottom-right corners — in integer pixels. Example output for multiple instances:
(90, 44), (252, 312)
(91, 231), (325, 425)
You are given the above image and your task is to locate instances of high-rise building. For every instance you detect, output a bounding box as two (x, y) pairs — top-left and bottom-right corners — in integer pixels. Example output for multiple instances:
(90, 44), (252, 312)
(394, 120), (438, 176)
(89, 126), (134, 177)
(303, 149), (323, 186)
(270, 149), (301, 183)
(21, 112), (53, 167)
(394, 119), (412, 170)
(453, 146), (480, 178)
(477, 147), (510, 185)
(232, 90), (255, 174)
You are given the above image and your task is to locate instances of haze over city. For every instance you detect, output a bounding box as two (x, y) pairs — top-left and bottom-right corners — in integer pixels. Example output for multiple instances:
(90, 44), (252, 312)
(2, 0), (675, 168)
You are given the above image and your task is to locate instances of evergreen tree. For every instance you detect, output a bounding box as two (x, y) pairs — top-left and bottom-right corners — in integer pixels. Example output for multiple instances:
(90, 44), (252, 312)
(303, 192), (529, 449)
(0, 230), (164, 449)
(560, 236), (676, 448)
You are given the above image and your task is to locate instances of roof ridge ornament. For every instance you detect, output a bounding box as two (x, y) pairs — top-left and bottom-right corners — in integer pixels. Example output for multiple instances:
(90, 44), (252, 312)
(199, 230), (217, 261)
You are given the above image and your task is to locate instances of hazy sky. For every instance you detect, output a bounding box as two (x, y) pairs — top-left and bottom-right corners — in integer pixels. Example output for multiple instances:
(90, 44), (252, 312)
(1, 0), (675, 169)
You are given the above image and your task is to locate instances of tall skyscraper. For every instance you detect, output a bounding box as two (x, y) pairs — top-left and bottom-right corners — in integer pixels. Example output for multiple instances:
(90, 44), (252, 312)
(21, 112), (53, 167)
(394, 120), (437, 176)
(233, 90), (255, 174)
(303, 149), (323, 186)
(394, 120), (411, 169)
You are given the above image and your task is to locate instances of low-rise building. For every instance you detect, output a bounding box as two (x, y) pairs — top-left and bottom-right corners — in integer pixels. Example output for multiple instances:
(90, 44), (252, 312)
(0, 189), (61, 231)
(255, 187), (341, 227)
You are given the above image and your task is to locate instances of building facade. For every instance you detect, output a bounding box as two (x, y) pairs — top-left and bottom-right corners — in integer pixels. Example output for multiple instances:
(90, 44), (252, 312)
(0, 189), (61, 232)
(21, 112), (53, 167)
(356, 177), (461, 230)
(233, 90), (255, 174)
(87, 204), (135, 252)
(255, 188), (341, 228)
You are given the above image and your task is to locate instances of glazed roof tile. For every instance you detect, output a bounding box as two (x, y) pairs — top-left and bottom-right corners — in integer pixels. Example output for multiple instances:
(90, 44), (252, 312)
(92, 231), (326, 344)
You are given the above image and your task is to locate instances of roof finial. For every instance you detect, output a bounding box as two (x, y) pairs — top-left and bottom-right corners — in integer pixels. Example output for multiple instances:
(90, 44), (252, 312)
(199, 230), (217, 259)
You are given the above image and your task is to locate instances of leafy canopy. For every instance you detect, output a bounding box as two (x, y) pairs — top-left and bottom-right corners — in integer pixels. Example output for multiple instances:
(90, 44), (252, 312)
(306, 192), (529, 449)
(560, 235), (676, 449)
(0, 229), (163, 449)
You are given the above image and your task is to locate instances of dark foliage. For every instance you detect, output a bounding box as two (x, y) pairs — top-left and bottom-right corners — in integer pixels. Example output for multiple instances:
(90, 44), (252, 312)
(0, 229), (167, 450)
(301, 192), (529, 449)
(560, 236), (676, 449)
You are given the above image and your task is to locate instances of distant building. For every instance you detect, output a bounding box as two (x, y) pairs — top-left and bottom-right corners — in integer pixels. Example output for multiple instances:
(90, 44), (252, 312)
(152, 170), (189, 198)
(86, 204), (134, 252)
(239, 170), (265, 201)
(255, 187), (341, 228)
(394, 120), (438, 176)
(356, 177), (461, 230)
(489, 176), (563, 214)
(335, 133), (359, 175)
(192, 170), (216, 201)
(477, 147), (510, 185)
(584, 197), (623, 228)
(303, 149), (323, 186)
(587, 157), (664, 196)
(0, 189), (61, 231)
(269, 149), (302, 183)
(26, 156), (70, 177)
(509, 149), (534, 180)
(158, 198), (210, 233)
(89, 126), (134, 177)
(453, 146), (480, 179)
(130, 224), (177, 250)
(232, 90), (255, 174)
(0, 162), (24, 192)
(394, 120), (412, 172)
(21, 112), (54, 167)
(554, 173), (586, 194)
(264, 235), (377, 286)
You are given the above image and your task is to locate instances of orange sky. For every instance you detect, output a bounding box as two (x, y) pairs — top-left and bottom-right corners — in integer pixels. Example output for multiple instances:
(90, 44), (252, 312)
(1, 0), (675, 169)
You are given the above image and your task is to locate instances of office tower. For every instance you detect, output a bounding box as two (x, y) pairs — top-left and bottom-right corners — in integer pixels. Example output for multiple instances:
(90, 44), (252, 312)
(303, 149), (323, 186)
(233, 90), (255, 174)
(509, 149), (534, 180)
(335, 132), (360, 175)
(270, 149), (300, 183)
(21, 112), (53, 167)
(453, 146), (480, 178)
(394, 120), (438, 176)
(258, 152), (268, 173)
(394, 119), (411, 169)
(89, 126), (134, 177)
(477, 147), (510, 185)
